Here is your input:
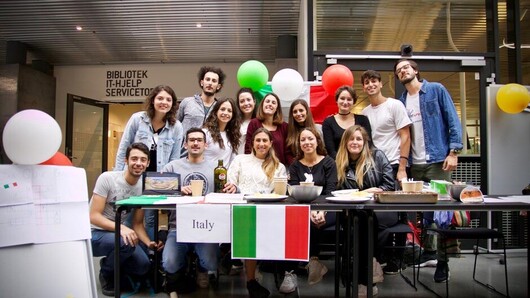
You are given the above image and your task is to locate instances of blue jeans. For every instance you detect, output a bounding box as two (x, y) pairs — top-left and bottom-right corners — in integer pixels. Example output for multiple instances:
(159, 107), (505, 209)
(91, 229), (151, 278)
(124, 209), (156, 244)
(162, 229), (219, 274)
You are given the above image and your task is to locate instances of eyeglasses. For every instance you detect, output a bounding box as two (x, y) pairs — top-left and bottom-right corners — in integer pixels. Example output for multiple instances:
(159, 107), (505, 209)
(188, 138), (205, 143)
(395, 64), (412, 75)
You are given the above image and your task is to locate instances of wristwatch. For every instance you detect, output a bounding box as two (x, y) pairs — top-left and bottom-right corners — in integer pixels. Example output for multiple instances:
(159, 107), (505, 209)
(450, 148), (462, 155)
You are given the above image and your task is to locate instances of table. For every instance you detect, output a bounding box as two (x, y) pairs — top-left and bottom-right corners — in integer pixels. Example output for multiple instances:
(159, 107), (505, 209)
(311, 196), (530, 297)
(112, 196), (530, 298)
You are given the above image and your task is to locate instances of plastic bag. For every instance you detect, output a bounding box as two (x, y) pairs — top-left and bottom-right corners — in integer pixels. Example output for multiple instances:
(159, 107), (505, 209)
(433, 211), (454, 229)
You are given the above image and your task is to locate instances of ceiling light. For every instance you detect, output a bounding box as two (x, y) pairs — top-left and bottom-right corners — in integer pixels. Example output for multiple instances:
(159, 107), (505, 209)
(76, 26), (83, 31)
(196, 23), (202, 28)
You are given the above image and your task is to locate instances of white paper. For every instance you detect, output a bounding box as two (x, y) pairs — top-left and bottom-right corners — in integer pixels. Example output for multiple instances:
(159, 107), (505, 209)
(32, 166), (88, 204)
(154, 196), (203, 205)
(33, 202), (91, 244)
(0, 204), (35, 247)
(0, 165), (34, 206)
(176, 204), (231, 243)
(492, 196), (530, 204)
(0, 165), (91, 247)
(204, 193), (245, 204)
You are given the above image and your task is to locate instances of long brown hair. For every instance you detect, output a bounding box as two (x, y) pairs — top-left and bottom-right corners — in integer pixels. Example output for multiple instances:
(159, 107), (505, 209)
(335, 125), (374, 187)
(297, 127), (327, 159)
(255, 92), (284, 126)
(286, 99), (318, 157)
(144, 85), (178, 126)
(203, 97), (241, 153)
(251, 127), (280, 181)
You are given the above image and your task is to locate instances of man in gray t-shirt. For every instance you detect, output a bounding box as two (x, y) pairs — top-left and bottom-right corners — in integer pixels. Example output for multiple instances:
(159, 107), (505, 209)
(90, 143), (162, 296)
(161, 128), (218, 293)
(177, 66), (226, 157)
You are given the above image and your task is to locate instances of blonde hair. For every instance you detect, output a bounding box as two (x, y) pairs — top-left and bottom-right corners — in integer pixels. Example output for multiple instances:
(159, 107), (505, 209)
(335, 125), (374, 187)
(251, 127), (280, 181)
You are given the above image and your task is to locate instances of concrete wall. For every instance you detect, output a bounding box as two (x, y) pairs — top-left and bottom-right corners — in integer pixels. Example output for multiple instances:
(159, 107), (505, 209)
(0, 64), (55, 163)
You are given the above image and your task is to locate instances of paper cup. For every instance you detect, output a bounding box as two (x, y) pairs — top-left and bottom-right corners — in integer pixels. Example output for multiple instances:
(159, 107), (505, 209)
(273, 180), (287, 195)
(190, 180), (204, 196)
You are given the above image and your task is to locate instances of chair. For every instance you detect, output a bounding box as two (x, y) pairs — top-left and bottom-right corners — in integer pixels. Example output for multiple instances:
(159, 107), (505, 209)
(417, 227), (509, 298)
(382, 222), (417, 290)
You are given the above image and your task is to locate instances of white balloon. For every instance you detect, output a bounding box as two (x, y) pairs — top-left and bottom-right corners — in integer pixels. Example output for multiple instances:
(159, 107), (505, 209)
(2, 109), (62, 165)
(271, 68), (304, 103)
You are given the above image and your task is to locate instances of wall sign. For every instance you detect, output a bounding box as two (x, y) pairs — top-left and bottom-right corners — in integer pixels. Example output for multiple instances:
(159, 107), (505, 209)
(105, 69), (152, 97)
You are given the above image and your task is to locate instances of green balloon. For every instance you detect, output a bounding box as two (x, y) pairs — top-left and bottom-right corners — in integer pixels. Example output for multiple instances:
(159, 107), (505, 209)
(237, 60), (269, 91)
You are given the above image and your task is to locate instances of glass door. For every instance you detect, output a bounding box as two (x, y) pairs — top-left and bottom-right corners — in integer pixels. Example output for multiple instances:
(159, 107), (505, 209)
(65, 94), (108, 197)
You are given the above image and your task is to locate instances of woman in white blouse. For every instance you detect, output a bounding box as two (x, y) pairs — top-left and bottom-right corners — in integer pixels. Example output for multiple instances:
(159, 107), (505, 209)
(224, 127), (287, 297)
(202, 97), (241, 167)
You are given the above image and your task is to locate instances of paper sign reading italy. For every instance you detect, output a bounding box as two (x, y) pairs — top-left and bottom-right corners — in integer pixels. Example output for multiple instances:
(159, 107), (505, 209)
(176, 204), (231, 243)
(231, 205), (310, 261)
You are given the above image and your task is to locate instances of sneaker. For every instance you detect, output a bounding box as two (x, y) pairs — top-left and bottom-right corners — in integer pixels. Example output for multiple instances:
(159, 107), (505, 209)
(433, 261), (450, 283)
(306, 257), (328, 285)
(99, 271), (114, 297)
(196, 271), (209, 288)
(358, 284), (379, 297)
(415, 251), (438, 268)
(247, 279), (270, 298)
(383, 259), (406, 275)
(373, 258), (384, 283)
(279, 270), (298, 294)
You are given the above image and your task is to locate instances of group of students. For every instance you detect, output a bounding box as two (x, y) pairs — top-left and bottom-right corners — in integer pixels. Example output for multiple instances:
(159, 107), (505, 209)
(89, 59), (463, 297)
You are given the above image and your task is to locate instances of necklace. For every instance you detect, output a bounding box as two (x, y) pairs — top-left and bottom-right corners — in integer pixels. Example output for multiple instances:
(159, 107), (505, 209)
(338, 111), (351, 115)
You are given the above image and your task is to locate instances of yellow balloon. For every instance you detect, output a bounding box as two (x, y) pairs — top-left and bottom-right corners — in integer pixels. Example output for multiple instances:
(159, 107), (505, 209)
(496, 83), (530, 114)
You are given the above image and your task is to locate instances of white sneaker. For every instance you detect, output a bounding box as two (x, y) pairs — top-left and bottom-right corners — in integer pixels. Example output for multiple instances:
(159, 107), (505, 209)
(373, 258), (384, 284)
(279, 270), (298, 294)
(358, 284), (379, 297)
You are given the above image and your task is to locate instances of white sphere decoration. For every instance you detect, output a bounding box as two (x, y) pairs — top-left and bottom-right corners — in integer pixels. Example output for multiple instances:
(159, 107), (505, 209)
(2, 109), (62, 165)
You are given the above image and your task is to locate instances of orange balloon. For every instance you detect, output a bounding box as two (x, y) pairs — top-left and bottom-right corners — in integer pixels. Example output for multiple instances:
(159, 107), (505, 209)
(39, 151), (73, 166)
(321, 64), (354, 95)
(496, 83), (530, 114)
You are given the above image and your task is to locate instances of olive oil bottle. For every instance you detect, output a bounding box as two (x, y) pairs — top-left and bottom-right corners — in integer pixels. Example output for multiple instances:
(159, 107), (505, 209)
(214, 159), (227, 193)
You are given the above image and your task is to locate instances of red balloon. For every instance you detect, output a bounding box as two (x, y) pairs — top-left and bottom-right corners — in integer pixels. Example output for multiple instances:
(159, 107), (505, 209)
(39, 152), (73, 166)
(321, 64), (354, 95)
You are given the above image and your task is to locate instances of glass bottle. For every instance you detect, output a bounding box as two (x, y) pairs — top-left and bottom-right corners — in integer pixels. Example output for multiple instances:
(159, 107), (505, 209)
(214, 159), (227, 193)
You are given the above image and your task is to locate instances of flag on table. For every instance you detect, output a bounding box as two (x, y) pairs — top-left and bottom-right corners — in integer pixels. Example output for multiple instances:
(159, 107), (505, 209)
(231, 205), (310, 261)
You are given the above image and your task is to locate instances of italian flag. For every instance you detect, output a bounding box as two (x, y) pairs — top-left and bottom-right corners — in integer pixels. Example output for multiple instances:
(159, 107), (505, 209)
(231, 205), (310, 261)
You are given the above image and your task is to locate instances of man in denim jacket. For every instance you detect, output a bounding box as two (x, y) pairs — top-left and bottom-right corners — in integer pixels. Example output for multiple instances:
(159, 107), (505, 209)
(394, 59), (463, 283)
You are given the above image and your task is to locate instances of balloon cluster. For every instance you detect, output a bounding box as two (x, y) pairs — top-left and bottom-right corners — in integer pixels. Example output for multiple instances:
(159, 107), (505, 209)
(496, 83), (530, 114)
(2, 109), (69, 166)
(237, 60), (354, 104)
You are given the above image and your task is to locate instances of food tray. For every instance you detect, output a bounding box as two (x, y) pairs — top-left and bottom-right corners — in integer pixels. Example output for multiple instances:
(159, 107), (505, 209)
(374, 191), (438, 203)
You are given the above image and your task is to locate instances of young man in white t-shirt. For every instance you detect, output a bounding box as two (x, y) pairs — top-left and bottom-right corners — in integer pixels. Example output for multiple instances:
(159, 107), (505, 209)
(361, 69), (412, 275)
(90, 142), (163, 296)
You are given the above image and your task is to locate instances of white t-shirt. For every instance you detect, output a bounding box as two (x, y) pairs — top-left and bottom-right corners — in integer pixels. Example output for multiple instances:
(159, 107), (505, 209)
(362, 98), (411, 165)
(203, 129), (236, 167)
(90, 171), (142, 230)
(238, 119), (251, 154)
(405, 93), (427, 164)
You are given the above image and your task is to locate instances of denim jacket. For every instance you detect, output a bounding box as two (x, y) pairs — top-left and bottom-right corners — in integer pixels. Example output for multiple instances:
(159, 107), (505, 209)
(398, 80), (463, 164)
(114, 111), (183, 172)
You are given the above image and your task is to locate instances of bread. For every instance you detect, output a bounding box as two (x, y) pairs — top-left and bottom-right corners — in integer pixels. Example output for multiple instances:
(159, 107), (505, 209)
(460, 186), (483, 203)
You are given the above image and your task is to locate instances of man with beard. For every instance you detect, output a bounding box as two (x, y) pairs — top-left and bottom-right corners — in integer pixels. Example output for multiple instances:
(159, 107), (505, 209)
(161, 127), (221, 295)
(394, 59), (463, 283)
(177, 66), (226, 156)
(90, 142), (163, 296)
(361, 69), (412, 275)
